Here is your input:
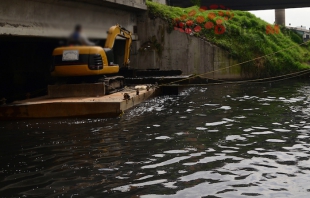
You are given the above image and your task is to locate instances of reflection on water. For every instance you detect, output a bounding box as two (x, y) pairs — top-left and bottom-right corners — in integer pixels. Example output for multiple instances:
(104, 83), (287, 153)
(1, 79), (310, 197)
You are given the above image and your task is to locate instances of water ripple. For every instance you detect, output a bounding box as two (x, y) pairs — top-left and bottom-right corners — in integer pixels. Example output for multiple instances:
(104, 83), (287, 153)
(2, 80), (310, 197)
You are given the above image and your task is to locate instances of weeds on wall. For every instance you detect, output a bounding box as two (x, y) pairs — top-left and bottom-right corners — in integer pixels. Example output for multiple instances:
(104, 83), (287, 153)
(146, 0), (310, 77)
(139, 35), (164, 56)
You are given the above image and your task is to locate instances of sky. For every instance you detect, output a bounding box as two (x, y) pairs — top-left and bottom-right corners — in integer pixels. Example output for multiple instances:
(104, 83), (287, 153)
(249, 7), (310, 30)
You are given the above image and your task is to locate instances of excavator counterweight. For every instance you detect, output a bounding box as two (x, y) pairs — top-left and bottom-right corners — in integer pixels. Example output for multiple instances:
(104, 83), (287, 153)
(51, 25), (132, 77)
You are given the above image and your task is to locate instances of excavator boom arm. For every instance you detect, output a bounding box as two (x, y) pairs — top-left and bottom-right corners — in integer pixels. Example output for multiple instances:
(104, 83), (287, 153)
(104, 25), (132, 67)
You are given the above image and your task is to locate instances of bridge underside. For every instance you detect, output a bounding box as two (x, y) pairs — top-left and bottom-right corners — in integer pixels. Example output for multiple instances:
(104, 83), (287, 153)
(168, 0), (310, 10)
(0, 0), (146, 39)
(0, 0), (147, 102)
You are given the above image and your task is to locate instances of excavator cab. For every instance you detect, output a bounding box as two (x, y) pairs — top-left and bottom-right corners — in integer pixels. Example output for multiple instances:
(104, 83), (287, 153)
(51, 25), (132, 78)
(103, 48), (116, 65)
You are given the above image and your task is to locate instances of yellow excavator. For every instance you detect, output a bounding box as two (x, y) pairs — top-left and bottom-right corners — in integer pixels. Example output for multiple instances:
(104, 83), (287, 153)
(50, 25), (132, 84)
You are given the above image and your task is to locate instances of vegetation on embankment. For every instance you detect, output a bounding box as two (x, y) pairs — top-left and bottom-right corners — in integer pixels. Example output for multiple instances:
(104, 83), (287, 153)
(146, 1), (310, 77)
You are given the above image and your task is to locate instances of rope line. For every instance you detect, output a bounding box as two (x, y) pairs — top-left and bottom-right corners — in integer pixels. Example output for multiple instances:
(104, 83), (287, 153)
(160, 39), (310, 86)
(166, 69), (310, 87)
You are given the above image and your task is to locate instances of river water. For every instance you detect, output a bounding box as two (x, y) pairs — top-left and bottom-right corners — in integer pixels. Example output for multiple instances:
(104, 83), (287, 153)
(1, 79), (310, 198)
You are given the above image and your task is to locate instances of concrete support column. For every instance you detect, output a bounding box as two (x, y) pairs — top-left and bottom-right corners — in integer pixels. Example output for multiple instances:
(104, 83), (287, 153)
(275, 9), (286, 26)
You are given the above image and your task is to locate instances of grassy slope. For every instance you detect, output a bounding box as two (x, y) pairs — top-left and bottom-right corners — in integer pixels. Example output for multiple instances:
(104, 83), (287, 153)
(147, 1), (310, 77)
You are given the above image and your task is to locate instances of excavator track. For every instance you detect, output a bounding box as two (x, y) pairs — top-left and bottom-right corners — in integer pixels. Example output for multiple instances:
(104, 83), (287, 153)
(103, 76), (124, 94)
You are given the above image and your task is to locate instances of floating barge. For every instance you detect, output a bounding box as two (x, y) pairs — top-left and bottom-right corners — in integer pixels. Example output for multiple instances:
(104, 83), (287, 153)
(0, 84), (160, 120)
(0, 75), (194, 120)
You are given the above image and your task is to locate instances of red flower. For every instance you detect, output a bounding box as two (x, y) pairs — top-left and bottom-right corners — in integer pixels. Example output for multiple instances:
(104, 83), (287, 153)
(216, 19), (223, 25)
(199, 6), (208, 11)
(179, 28), (185, 33)
(204, 21), (214, 29)
(186, 20), (194, 27)
(174, 18), (180, 26)
(180, 14), (187, 20)
(185, 28), (192, 34)
(209, 4), (219, 9)
(214, 24), (226, 34)
(196, 16), (205, 23)
(266, 25), (273, 34)
(194, 25), (202, 32)
(219, 5), (226, 9)
(188, 10), (197, 17)
(208, 12), (216, 20)
(274, 25), (280, 34)
(179, 22), (184, 28)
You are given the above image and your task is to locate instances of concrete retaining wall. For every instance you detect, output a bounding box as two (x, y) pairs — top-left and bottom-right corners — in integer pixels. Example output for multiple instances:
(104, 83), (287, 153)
(134, 14), (243, 80)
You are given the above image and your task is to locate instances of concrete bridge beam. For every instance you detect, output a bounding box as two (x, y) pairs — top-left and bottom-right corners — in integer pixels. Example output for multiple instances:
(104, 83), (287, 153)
(0, 0), (147, 39)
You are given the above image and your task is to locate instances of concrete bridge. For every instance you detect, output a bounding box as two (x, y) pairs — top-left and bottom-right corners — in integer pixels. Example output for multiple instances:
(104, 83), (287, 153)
(168, 0), (310, 10)
(0, 0), (147, 39)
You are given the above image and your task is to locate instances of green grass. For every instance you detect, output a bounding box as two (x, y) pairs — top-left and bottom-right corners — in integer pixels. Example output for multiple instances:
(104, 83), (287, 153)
(146, 1), (310, 77)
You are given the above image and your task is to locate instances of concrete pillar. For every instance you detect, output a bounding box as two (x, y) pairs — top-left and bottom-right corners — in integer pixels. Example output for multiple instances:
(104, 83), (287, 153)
(275, 9), (285, 26)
